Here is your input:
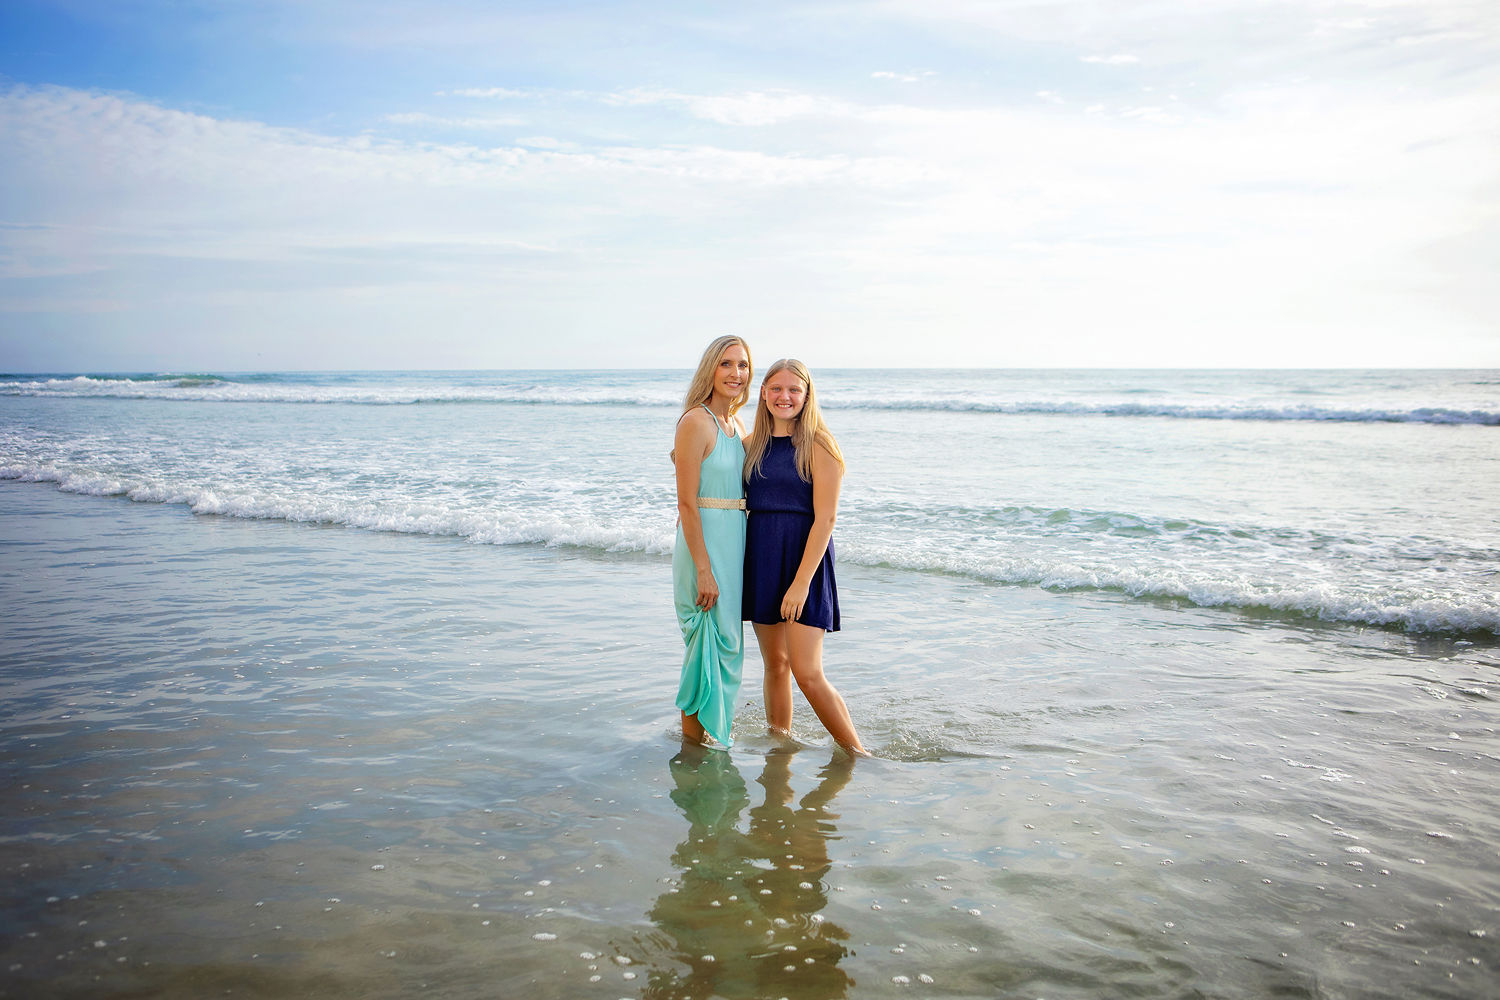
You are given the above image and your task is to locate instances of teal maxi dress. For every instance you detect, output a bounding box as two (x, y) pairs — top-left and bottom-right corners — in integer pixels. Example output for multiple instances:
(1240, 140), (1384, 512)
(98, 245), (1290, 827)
(673, 408), (746, 747)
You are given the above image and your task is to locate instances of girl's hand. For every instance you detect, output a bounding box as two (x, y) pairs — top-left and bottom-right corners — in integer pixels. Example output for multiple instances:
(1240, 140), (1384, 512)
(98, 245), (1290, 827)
(696, 566), (720, 611)
(780, 579), (810, 623)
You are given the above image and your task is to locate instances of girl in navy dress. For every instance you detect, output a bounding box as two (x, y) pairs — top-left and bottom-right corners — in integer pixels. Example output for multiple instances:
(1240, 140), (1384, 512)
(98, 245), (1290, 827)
(742, 360), (867, 756)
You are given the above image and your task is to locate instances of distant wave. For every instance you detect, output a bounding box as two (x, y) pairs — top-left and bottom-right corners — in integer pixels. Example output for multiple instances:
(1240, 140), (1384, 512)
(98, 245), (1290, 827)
(4, 461), (1495, 635)
(830, 399), (1500, 425)
(3, 376), (1495, 424)
(0, 375), (682, 407)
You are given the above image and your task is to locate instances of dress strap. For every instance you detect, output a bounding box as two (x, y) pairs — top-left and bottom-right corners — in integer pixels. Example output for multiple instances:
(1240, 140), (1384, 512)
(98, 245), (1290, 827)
(700, 403), (736, 438)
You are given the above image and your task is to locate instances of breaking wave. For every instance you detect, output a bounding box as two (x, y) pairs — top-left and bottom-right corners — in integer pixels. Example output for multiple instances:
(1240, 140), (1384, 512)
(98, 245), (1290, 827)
(3, 374), (1496, 423)
(3, 461), (1495, 635)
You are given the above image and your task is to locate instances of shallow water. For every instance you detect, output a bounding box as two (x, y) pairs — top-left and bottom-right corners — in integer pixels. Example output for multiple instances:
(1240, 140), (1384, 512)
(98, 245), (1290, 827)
(2, 481), (1497, 999)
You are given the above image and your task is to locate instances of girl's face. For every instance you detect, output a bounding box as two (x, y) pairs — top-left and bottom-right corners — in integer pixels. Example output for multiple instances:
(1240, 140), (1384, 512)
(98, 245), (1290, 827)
(761, 370), (807, 425)
(714, 344), (750, 401)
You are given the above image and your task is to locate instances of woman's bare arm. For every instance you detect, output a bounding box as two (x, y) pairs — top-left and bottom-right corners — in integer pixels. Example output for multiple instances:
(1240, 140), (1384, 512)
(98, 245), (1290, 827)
(675, 409), (722, 610)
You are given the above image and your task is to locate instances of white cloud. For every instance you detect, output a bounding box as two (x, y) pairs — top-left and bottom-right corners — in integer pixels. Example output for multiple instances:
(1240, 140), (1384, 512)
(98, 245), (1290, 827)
(1311, 17), (1373, 36)
(1118, 105), (1179, 123)
(884, 0), (1499, 97)
(513, 136), (576, 149)
(385, 112), (526, 128)
(445, 87), (532, 99)
(0, 84), (908, 288)
(608, 88), (860, 126)
(2, 75), (1497, 366)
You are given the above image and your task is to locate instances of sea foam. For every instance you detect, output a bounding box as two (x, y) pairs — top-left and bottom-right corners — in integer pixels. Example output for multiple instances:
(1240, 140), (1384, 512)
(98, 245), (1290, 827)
(0, 463), (676, 555)
(4, 460), (1495, 635)
(0, 375), (682, 408)
(835, 540), (1500, 634)
(3, 375), (1496, 424)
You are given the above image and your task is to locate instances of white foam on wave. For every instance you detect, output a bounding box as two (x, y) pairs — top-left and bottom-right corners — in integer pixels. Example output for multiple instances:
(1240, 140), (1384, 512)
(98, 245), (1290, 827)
(836, 540), (1500, 634)
(4, 462), (1495, 635)
(0, 376), (681, 407)
(4, 376), (1496, 423)
(0, 463), (676, 555)
(822, 397), (1500, 425)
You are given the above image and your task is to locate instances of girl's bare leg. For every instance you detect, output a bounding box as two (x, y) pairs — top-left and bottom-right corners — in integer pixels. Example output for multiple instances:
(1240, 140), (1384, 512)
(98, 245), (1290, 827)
(753, 622), (795, 734)
(681, 711), (707, 744)
(759, 621), (867, 755)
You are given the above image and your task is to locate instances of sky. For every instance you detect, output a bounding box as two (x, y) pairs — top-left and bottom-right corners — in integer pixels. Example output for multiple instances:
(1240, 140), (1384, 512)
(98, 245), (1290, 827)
(1, 0), (1497, 371)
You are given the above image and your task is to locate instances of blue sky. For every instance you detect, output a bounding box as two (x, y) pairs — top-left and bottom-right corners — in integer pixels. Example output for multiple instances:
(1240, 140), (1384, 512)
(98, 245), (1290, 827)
(2, 0), (1497, 370)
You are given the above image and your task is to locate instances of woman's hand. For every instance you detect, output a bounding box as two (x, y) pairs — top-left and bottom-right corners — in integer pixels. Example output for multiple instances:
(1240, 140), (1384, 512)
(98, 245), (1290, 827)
(780, 578), (810, 623)
(696, 564), (720, 611)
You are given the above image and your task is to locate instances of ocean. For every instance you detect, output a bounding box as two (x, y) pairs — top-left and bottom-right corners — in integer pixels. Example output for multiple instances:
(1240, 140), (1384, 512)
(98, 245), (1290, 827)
(1, 368), (1497, 999)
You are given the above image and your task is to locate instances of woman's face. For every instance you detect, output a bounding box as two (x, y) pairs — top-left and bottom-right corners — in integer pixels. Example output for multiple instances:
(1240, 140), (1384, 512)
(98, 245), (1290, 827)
(714, 344), (750, 401)
(761, 369), (807, 424)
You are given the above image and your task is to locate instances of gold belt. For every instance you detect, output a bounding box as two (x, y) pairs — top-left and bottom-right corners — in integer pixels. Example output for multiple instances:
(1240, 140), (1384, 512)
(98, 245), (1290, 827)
(697, 497), (747, 510)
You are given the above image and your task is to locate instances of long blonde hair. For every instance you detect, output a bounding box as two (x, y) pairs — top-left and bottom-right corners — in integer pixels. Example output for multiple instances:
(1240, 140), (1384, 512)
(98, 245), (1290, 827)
(743, 358), (846, 482)
(681, 335), (753, 417)
(672, 336), (753, 464)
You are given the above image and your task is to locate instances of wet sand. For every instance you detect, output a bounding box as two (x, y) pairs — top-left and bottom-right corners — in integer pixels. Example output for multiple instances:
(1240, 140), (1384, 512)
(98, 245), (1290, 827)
(1, 481), (1497, 999)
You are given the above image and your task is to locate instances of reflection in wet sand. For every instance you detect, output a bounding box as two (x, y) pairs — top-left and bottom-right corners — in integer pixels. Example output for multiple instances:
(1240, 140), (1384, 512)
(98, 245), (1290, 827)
(645, 746), (855, 1000)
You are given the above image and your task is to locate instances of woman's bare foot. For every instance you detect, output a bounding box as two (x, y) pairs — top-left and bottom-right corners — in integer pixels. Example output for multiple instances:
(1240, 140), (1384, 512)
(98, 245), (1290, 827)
(680, 711), (708, 745)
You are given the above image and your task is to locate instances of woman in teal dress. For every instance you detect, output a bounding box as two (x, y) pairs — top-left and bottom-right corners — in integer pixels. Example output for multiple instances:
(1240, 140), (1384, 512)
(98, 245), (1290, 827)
(673, 336), (753, 746)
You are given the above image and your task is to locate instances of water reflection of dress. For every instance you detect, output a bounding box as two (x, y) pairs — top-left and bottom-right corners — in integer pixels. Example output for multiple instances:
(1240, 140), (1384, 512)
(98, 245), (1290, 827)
(645, 747), (854, 1000)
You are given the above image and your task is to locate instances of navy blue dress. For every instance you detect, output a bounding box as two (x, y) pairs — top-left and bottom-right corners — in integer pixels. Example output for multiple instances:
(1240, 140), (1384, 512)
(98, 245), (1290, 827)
(743, 436), (840, 632)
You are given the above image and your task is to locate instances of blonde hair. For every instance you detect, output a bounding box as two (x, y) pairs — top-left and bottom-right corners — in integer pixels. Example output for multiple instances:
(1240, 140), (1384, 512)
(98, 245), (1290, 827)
(743, 359), (846, 483)
(671, 336), (753, 464)
(681, 336), (753, 417)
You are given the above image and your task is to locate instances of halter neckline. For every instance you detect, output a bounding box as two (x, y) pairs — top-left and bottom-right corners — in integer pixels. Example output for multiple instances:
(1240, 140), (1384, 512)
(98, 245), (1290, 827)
(701, 403), (738, 439)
